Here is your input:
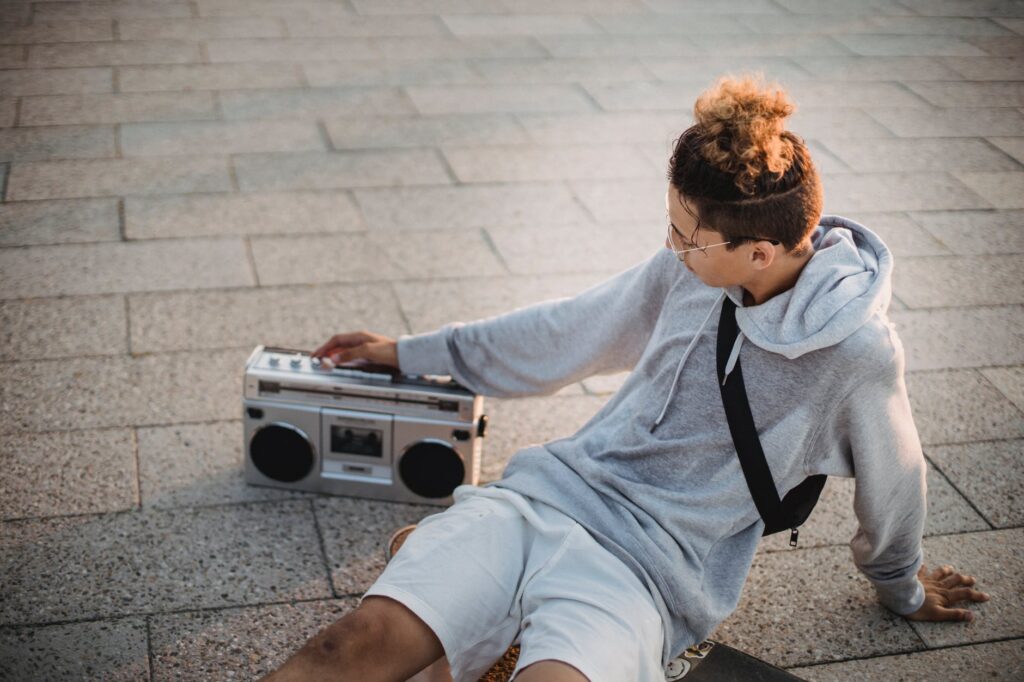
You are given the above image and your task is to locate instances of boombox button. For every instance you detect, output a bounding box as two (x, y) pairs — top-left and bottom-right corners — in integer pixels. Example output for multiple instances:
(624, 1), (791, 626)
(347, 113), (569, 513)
(247, 407), (264, 419)
(477, 414), (488, 438)
(452, 429), (471, 441)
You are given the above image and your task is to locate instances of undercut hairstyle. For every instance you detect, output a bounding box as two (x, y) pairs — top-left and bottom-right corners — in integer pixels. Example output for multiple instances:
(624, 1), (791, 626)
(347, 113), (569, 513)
(667, 74), (824, 257)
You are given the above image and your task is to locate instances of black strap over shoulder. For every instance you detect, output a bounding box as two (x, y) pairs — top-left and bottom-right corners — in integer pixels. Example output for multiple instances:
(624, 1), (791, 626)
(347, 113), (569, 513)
(716, 295), (826, 541)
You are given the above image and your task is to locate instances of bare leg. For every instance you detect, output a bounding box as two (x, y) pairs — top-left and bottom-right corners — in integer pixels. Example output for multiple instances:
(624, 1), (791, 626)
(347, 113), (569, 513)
(515, 659), (589, 682)
(259, 595), (445, 682)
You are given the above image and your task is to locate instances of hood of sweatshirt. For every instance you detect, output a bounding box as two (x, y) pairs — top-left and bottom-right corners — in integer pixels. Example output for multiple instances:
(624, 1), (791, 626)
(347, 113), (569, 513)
(652, 214), (893, 430)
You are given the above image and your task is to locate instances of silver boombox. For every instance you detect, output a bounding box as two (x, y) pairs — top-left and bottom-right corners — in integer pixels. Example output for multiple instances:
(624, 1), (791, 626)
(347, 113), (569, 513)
(242, 345), (487, 506)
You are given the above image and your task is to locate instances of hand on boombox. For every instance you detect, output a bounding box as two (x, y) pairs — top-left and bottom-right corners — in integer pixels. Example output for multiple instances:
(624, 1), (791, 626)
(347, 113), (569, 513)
(311, 331), (399, 370)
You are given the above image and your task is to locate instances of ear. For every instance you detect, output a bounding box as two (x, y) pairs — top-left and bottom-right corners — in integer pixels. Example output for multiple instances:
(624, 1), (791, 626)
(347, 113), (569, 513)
(749, 241), (777, 269)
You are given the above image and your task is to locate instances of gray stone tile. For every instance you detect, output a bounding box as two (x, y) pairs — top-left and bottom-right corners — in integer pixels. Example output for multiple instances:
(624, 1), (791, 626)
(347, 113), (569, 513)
(0, 19), (114, 43)
(125, 190), (363, 240)
(128, 282), (406, 354)
(0, 98), (14, 127)
(406, 84), (595, 115)
(835, 34), (988, 56)
(121, 120), (324, 157)
(0, 348), (249, 434)
(487, 222), (659, 275)
(286, 14), (445, 37)
(354, 182), (590, 231)
(137, 420), (310, 510)
(0, 197), (119, 247)
(0, 427), (137, 521)
(687, 33), (852, 57)
(995, 17), (1024, 33)
(149, 598), (361, 682)
(393, 272), (611, 334)
(899, 0), (1024, 17)
(953, 171), (1024, 208)
(929, 439), (1023, 528)
(118, 16), (285, 40)
(581, 371), (630, 396)
(443, 144), (655, 182)
(867, 107), (1024, 137)
(249, 229), (505, 285)
(981, 365), (1024, 411)
(0, 500), (331, 625)
(233, 149), (451, 192)
(26, 40), (200, 68)
(849, 212), (952, 257)
(941, 56), (1024, 80)
(712, 543), (923, 668)
(772, 0), (911, 12)
(380, 35), (547, 60)
(347, 0), (507, 14)
(0, 616), (149, 682)
(0, 237), (250, 298)
(219, 86), (416, 120)
(890, 305), (1024, 371)
(517, 111), (687, 145)
(791, 638), (1024, 681)
(911, 529), (1023, 646)
(19, 91), (217, 126)
(34, 1), (192, 19)
(581, 80), (705, 112)
(592, 13), (744, 34)
(208, 36), (383, 62)
(119, 63), (302, 92)
(480, 394), (612, 482)
(0, 294), (127, 360)
(906, 369), (1024, 445)
(988, 136), (1024, 164)
(820, 138), (1021, 173)
(537, 35), (704, 58)
(735, 13), (878, 34)
(569, 177), (667, 224)
(442, 13), (601, 35)
(0, 44), (26, 68)
(0, 67), (112, 95)
(498, 0), (647, 11)
(644, 0), (783, 12)
(788, 108), (896, 139)
(907, 209), (1024, 255)
(965, 34), (1024, 56)
(821, 172), (991, 213)
(895, 255), (1023, 307)
(642, 56), (809, 82)
(907, 81), (1024, 108)
(197, 0), (358, 18)
(324, 114), (529, 149)
(792, 55), (963, 81)
(784, 81), (934, 108)
(304, 59), (482, 86)
(6, 156), (232, 201)
(314, 495), (444, 595)
(760, 465), (989, 553)
(472, 57), (654, 84)
(0, 125), (115, 162)
(874, 16), (1017, 35)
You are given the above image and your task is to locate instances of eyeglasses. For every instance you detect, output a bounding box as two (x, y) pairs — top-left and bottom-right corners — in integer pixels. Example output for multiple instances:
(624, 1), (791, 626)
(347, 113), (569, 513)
(665, 215), (781, 261)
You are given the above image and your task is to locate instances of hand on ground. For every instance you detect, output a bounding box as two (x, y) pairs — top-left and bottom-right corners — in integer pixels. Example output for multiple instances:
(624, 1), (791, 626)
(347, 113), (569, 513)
(905, 564), (990, 623)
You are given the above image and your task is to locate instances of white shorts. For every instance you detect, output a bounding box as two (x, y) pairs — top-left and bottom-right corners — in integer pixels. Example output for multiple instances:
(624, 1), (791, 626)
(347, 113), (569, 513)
(360, 484), (665, 682)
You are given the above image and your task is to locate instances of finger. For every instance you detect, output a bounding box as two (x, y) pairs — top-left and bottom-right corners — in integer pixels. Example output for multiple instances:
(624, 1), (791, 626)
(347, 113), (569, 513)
(930, 565), (954, 580)
(313, 332), (370, 358)
(946, 587), (990, 604)
(329, 345), (367, 364)
(931, 605), (975, 623)
(940, 572), (976, 589)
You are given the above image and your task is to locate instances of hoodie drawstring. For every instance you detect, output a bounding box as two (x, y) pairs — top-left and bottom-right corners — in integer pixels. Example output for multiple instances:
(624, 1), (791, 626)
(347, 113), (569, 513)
(651, 291), (737, 433)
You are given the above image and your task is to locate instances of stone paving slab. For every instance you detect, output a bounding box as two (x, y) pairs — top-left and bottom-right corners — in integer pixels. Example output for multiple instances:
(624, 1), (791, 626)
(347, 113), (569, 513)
(120, 120), (325, 157)
(0, 427), (137, 521)
(303, 58), (483, 87)
(907, 209), (1024, 255)
(219, 86), (416, 120)
(19, 91), (217, 126)
(0, 67), (113, 96)
(953, 171), (1024, 209)
(844, 212), (952, 257)
(353, 182), (591, 231)
(0, 19), (114, 44)
(0, 616), (149, 682)
(0, 237), (251, 298)
(0, 196), (119, 246)
(149, 598), (360, 682)
(792, 55), (964, 80)
(128, 282), (407, 354)
(988, 136), (1024, 163)
(943, 55), (1024, 80)
(233, 149), (451, 192)
(0, 98), (14, 127)
(118, 16), (286, 40)
(442, 13), (602, 35)
(894, 254), (1023, 307)
(820, 138), (1021, 173)
(27, 40), (201, 68)
(313, 495), (443, 595)
(867, 107), (1024, 138)
(791, 638), (1024, 681)
(248, 229), (506, 285)
(119, 63), (303, 93)
(642, 56), (809, 82)
(0, 500), (332, 626)
(905, 368), (1024, 446)
(487, 222), (659, 275)
(408, 83), (597, 115)
(980, 365), (1024, 411)
(889, 305), (1024, 371)
(137, 420), (310, 510)
(325, 113), (529, 149)
(0, 293), (126, 360)
(124, 190), (364, 240)
(0, 125), (116, 163)
(0, 348), (249, 434)
(821, 172), (991, 213)
(928, 439), (1024, 528)
(34, 1), (193, 19)
(443, 144), (657, 182)
(287, 14), (447, 37)
(471, 57), (652, 87)
(516, 111), (685, 146)
(569, 177), (669, 225)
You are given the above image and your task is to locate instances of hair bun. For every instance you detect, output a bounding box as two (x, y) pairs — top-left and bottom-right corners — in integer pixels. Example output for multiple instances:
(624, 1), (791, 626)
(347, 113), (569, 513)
(693, 74), (797, 195)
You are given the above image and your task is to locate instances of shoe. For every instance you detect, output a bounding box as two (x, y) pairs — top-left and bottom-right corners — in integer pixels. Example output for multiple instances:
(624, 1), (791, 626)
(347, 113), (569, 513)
(384, 523), (418, 563)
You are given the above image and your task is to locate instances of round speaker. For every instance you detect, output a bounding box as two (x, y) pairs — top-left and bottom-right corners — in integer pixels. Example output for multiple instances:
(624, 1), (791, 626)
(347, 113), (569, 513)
(398, 440), (466, 499)
(250, 422), (315, 483)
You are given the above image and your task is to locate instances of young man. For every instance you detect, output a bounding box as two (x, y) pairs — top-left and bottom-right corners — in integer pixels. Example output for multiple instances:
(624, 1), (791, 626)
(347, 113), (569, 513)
(263, 76), (989, 682)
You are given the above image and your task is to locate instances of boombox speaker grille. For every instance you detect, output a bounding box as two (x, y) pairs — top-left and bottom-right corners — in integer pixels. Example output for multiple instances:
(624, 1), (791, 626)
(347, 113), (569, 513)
(250, 423), (315, 483)
(399, 442), (465, 499)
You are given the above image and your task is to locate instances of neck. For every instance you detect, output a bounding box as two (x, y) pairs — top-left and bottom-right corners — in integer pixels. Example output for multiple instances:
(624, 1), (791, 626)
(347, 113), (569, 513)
(741, 247), (815, 306)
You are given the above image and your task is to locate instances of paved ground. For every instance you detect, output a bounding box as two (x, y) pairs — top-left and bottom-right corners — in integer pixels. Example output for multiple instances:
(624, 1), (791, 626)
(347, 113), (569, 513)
(0, 0), (1022, 680)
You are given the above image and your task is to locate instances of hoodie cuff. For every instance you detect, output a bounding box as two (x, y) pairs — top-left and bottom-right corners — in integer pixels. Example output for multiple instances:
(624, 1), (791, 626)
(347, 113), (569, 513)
(396, 328), (451, 377)
(872, 574), (926, 616)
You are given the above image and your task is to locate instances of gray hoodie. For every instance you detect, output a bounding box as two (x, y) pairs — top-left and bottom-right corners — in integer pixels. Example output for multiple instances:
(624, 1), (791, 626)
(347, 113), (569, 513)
(396, 215), (928, 668)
